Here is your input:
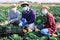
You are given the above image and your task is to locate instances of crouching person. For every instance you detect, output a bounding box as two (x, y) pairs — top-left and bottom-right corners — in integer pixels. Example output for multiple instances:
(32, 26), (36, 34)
(19, 2), (36, 33)
(8, 4), (21, 26)
(37, 6), (56, 36)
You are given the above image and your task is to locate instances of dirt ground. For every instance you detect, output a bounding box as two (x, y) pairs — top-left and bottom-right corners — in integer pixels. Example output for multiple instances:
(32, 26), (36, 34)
(56, 23), (60, 28)
(0, 4), (20, 6)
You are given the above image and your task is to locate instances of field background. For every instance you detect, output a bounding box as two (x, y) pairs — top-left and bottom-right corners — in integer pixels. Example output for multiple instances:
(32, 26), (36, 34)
(0, 3), (60, 28)
(0, 3), (60, 40)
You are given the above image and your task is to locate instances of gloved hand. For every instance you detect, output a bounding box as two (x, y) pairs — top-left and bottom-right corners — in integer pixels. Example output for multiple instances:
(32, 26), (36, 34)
(8, 20), (14, 24)
(19, 18), (27, 27)
(19, 21), (22, 26)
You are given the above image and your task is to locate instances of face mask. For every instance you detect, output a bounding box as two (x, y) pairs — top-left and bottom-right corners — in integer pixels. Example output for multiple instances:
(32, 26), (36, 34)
(22, 6), (28, 11)
(41, 10), (47, 15)
(11, 8), (17, 12)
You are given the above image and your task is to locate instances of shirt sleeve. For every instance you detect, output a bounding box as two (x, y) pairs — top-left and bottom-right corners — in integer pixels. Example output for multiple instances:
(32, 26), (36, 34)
(48, 17), (53, 25)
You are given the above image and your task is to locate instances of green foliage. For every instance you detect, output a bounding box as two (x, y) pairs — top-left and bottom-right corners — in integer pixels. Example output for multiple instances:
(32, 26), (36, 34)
(1, 34), (23, 40)
(0, 25), (3, 33)
(1, 37), (10, 40)
(34, 16), (46, 25)
(50, 37), (58, 40)
(57, 28), (60, 34)
(0, 5), (60, 22)
(24, 32), (48, 40)
(5, 24), (22, 33)
(11, 34), (23, 40)
(0, 31), (60, 40)
(24, 32), (40, 40)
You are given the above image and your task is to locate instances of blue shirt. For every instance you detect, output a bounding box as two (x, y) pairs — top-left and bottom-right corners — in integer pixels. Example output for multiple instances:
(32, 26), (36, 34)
(8, 10), (21, 22)
(22, 9), (36, 24)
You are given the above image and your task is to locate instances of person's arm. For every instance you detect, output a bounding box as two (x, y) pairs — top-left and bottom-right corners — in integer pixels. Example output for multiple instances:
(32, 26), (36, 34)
(12, 11), (20, 21)
(48, 17), (53, 25)
(44, 17), (53, 26)
(48, 17), (55, 34)
(26, 10), (36, 24)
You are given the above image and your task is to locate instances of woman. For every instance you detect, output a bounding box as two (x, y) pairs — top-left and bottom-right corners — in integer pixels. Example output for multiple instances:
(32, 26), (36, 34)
(37, 6), (56, 36)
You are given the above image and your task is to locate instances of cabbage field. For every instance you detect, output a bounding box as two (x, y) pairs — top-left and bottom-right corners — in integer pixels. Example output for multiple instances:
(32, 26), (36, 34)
(0, 5), (60, 40)
(0, 5), (60, 22)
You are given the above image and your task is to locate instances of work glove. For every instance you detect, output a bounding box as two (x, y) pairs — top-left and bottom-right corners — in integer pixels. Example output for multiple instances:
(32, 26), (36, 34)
(8, 20), (14, 24)
(19, 18), (27, 27)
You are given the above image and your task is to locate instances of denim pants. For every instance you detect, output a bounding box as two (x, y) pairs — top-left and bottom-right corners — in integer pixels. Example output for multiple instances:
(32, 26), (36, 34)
(37, 25), (51, 35)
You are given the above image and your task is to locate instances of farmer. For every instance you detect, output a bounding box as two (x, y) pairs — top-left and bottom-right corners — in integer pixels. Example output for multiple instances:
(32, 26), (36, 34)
(37, 6), (56, 36)
(19, 2), (36, 33)
(8, 4), (21, 26)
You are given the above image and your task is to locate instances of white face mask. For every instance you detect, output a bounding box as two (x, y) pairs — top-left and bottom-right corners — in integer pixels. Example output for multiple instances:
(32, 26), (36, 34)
(22, 6), (29, 11)
(11, 8), (17, 12)
(41, 9), (47, 15)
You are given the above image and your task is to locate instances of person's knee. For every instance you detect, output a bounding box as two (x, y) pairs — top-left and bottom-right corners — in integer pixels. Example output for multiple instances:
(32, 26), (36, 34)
(28, 23), (35, 30)
(40, 29), (48, 35)
(40, 29), (46, 34)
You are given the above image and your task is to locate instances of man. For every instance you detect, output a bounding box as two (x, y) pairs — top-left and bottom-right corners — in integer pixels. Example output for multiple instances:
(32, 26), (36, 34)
(8, 4), (21, 26)
(19, 2), (36, 33)
(37, 6), (56, 36)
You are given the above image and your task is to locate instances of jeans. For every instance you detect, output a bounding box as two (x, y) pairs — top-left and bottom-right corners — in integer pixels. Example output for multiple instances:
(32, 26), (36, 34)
(37, 25), (51, 35)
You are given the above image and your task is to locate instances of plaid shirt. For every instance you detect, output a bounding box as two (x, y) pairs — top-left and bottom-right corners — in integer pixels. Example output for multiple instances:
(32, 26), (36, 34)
(44, 13), (56, 34)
